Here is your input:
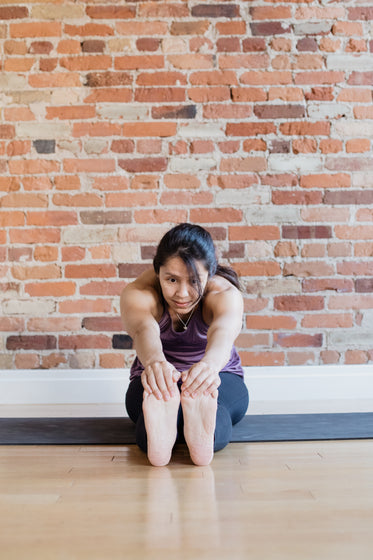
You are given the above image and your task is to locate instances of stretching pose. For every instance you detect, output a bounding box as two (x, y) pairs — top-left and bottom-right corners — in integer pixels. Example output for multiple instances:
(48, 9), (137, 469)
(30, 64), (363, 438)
(121, 223), (249, 466)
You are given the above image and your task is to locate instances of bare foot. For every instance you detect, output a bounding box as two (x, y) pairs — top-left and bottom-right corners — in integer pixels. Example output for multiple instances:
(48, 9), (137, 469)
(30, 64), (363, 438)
(143, 389), (180, 467)
(181, 391), (217, 466)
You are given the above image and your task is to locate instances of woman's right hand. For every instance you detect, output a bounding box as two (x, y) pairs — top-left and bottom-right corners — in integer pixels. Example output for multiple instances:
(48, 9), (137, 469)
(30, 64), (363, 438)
(141, 360), (181, 401)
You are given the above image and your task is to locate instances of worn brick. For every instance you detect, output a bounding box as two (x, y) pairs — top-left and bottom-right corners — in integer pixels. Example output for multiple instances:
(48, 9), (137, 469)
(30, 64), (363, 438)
(7, 335), (56, 351)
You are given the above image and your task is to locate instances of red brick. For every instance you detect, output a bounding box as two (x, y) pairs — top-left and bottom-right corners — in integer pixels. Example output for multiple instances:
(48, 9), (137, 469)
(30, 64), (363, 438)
(52, 193), (103, 207)
(280, 122), (330, 136)
(25, 281), (76, 297)
(122, 123), (176, 137)
(0, 318), (25, 331)
(348, 7), (373, 20)
(82, 317), (124, 332)
(2, 193), (49, 208)
(12, 263), (61, 281)
(99, 353), (125, 369)
(135, 87), (185, 103)
(134, 207), (188, 223)
(63, 159), (115, 173)
(328, 295), (373, 310)
(229, 226), (280, 241)
(86, 5), (136, 19)
(27, 211), (77, 226)
(59, 335), (112, 350)
(335, 226), (373, 240)
(191, 4), (240, 18)
(272, 191), (322, 205)
(0, 125), (15, 139)
(10, 22), (61, 38)
(0, 6), (28, 19)
(59, 299), (112, 314)
(140, 3), (189, 18)
(233, 262), (281, 276)
(231, 88), (266, 103)
(190, 208), (242, 224)
(295, 71), (344, 85)
(10, 228), (60, 244)
(105, 192), (157, 207)
(282, 226), (332, 239)
(300, 174), (350, 189)
(46, 106), (95, 120)
(7, 335), (56, 350)
(137, 72), (187, 86)
(220, 54), (269, 69)
(160, 191), (213, 206)
(221, 157), (266, 174)
(65, 264), (117, 279)
(203, 103), (253, 119)
(240, 352), (285, 367)
(259, 103), (305, 118)
(72, 123), (121, 137)
(115, 55), (164, 70)
(274, 333), (323, 348)
(246, 315), (297, 330)
(28, 318), (81, 332)
(9, 160), (59, 175)
(164, 174), (200, 190)
(118, 158), (167, 173)
(189, 86), (231, 102)
(302, 314), (353, 329)
(0, 211), (24, 227)
(274, 296), (324, 311)
(29, 73), (81, 88)
(118, 264), (150, 278)
(79, 281), (126, 296)
(216, 21), (246, 35)
(34, 246), (59, 262)
(226, 122), (276, 137)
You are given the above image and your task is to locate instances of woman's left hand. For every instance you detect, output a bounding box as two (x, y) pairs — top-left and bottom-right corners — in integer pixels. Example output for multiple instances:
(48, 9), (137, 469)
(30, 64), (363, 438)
(181, 361), (221, 398)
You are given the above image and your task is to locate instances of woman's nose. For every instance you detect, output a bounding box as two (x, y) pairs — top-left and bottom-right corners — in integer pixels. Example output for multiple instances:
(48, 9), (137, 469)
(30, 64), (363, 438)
(176, 282), (189, 297)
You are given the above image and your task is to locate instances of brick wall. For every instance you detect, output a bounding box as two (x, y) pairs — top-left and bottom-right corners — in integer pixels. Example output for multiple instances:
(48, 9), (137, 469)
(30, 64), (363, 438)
(1, 0), (373, 370)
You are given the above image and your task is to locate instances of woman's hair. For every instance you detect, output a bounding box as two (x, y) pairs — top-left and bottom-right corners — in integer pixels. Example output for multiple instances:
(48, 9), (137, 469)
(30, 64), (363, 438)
(153, 223), (241, 295)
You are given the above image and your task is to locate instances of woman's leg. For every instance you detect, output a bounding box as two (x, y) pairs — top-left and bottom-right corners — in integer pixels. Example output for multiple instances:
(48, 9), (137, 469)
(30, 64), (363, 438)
(214, 372), (249, 452)
(125, 376), (147, 453)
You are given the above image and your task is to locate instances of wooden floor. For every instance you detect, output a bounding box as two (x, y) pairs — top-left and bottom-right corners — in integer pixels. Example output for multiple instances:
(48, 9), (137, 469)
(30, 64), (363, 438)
(0, 440), (372, 560)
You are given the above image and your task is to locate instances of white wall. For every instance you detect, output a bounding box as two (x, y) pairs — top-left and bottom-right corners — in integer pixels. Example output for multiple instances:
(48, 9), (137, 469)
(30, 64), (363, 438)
(1, 365), (373, 415)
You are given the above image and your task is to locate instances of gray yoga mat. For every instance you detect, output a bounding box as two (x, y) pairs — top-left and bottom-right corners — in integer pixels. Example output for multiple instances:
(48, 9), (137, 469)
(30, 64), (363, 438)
(0, 413), (372, 445)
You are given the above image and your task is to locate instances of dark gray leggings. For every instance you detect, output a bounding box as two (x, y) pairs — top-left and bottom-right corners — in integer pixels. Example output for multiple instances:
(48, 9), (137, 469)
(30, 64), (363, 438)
(125, 372), (249, 454)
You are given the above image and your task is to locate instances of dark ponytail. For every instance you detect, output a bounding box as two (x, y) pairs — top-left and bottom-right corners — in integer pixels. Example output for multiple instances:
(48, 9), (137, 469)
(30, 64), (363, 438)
(153, 223), (242, 294)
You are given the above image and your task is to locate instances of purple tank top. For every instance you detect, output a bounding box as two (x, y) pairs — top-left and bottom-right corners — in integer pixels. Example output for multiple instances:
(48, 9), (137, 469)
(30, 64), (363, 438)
(129, 303), (244, 379)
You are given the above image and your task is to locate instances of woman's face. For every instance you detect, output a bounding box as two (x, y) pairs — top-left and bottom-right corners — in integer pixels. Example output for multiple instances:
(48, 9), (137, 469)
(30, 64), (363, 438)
(158, 256), (209, 315)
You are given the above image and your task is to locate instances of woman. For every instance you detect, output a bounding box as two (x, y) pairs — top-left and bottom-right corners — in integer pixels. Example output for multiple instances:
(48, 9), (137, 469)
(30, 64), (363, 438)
(120, 223), (249, 466)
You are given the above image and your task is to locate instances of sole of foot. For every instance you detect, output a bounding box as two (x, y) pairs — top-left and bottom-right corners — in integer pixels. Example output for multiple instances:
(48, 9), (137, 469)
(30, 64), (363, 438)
(181, 391), (217, 466)
(143, 390), (180, 467)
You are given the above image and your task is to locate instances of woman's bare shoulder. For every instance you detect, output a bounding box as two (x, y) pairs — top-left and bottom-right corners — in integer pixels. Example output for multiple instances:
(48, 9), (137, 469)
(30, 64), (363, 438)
(121, 269), (161, 312)
(205, 274), (240, 296)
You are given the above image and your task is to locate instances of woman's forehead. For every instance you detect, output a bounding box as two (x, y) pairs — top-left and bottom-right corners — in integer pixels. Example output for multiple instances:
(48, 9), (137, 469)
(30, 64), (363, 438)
(160, 256), (208, 277)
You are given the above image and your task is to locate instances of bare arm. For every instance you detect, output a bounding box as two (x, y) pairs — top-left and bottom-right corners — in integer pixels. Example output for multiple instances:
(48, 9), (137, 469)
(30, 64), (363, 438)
(181, 281), (243, 397)
(120, 271), (180, 400)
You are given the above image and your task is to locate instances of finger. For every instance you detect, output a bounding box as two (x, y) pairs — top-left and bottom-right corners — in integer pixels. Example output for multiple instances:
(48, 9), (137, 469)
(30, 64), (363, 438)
(162, 366), (177, 396)
(145, 370), (163, 400)
(182, 372), (209, 397)
(190, 374), (221, 397)
(152, 364), (172, 400)
(141, 372), (153, 395)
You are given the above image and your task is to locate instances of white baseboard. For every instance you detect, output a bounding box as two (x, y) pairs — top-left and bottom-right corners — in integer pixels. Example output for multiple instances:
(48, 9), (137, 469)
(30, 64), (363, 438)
(0, 365), (372, 415)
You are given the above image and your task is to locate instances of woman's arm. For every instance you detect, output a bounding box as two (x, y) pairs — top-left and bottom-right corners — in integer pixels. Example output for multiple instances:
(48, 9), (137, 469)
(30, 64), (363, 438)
(120, 272), (180, 400)
(181, 281), (243, 397)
